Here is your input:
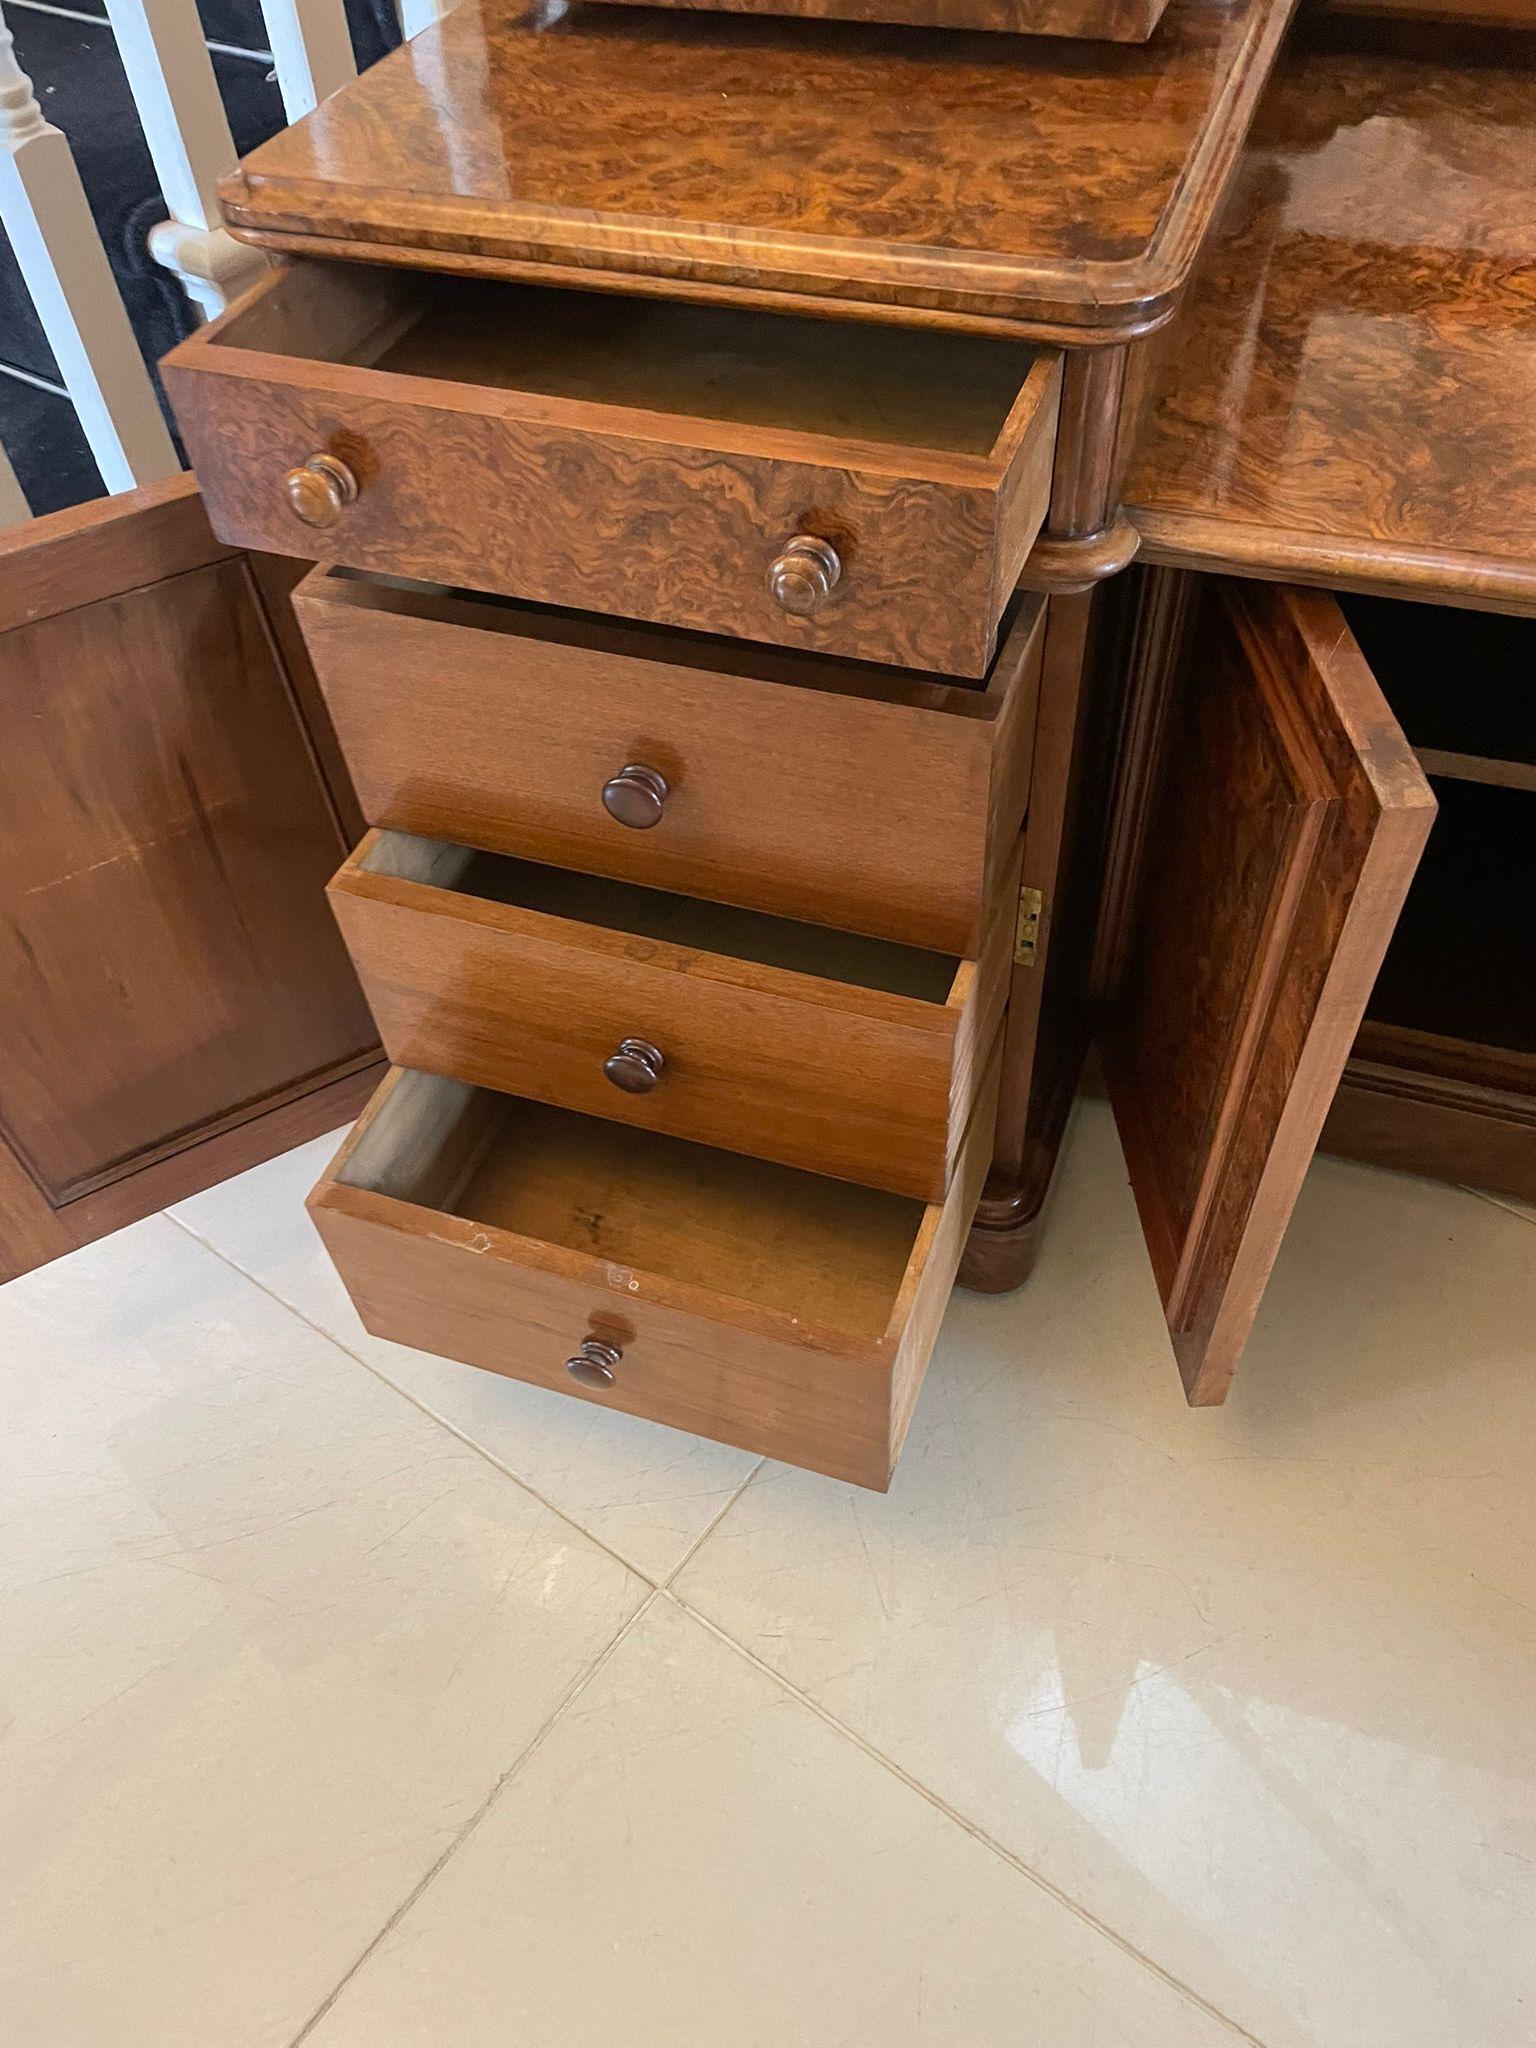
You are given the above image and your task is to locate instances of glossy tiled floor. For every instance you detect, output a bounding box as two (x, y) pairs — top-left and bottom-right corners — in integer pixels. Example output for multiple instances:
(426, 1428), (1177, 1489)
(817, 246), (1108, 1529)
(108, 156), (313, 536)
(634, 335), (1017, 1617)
(4, 1103), (1532, 2048)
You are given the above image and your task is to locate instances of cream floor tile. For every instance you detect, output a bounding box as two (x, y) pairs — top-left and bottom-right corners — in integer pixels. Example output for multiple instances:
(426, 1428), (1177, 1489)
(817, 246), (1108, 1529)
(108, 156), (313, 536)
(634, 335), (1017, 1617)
(0, 1215), (643, 2048)
(675, 1102), (1536, 2048)
(170, 1134), (758, 1584)
(304, 1595), (1240, 2048)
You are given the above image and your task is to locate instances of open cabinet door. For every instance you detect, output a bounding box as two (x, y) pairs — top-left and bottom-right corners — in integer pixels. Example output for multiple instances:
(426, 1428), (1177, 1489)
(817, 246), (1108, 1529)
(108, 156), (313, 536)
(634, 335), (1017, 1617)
(0, 474), (380, 1282)
(1100, 574), (1435, 1405)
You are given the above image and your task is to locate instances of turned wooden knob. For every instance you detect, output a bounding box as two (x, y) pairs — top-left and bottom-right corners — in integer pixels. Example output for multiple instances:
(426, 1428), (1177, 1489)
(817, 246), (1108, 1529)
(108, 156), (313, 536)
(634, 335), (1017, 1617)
(603, 1038), (665, 1094)
(565, 1337), (621, 1389)
(283, 453), (359, 529)
(601, 762), (669, 829)
(769, 534), (841, 616)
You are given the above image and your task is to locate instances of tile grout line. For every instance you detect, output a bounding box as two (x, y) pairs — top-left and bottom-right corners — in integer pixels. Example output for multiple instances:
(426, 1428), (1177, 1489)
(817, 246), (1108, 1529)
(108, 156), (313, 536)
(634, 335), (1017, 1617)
(166, 1199), (1249, 2040)
(659, 1457), (764, 1588)
(169, 1197), (1263, 2039)
(665, 1587), (1270, 2048)
(164, 1212), (663, 1592)
(285, 1586), (664, 2048)
(1463, 1185), (1536, 1229)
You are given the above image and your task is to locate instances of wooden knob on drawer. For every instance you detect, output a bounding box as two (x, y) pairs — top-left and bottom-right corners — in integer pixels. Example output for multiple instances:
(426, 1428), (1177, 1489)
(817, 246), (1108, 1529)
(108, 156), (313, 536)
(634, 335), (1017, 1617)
(769, 534), (841, 616)
(283, 453), (358, 528)
(565, 1338), (621, 1389)
(603, 1038), (666, 1094)
(601, 762), (669, 829)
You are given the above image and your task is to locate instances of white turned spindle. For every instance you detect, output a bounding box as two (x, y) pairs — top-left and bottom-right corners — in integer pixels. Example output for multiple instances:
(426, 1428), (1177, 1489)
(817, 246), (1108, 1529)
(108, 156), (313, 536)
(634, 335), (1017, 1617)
(0, 439), (29, 525)
(102, 0), (267, 319)
(398, 0), (446, 38)
(260, 0), (356, 122)
(0, 7), (179, 490)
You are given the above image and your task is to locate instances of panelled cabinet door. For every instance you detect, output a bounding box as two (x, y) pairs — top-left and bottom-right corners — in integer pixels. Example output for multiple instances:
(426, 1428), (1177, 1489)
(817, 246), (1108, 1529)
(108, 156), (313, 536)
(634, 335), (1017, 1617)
(0, 474), (378, 1281)
(1101, 575), (1435, 1405)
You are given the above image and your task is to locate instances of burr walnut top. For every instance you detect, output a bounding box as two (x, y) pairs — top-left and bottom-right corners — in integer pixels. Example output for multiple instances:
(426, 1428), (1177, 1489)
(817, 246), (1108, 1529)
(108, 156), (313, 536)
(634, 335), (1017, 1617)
(1126, 16), (1536, 603)
(218, 0), (1295, 339)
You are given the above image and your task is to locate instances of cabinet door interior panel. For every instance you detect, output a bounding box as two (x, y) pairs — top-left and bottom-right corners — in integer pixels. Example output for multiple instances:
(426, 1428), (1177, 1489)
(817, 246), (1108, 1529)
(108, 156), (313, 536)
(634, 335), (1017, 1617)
(1101, 574), (1435, 1405)
(0, 477), (377, 1224)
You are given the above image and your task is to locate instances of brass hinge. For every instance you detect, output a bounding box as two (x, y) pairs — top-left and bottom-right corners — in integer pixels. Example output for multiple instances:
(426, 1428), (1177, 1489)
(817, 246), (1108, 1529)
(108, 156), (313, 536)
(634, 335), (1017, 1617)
(1014, 885), (1044, 967)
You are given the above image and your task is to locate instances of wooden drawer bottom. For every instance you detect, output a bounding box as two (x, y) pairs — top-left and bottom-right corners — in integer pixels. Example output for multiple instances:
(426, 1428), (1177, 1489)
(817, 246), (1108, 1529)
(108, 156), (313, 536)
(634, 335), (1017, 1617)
(308, 1053), (1000, 1489)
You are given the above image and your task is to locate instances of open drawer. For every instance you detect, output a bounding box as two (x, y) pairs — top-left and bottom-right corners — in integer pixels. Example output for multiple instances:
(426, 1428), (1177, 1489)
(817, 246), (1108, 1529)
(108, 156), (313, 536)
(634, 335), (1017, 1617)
(294, 571), (1044, 954)
(329, 829), (1016, 1201)
(1098, 574), (1436, 1406)
(163, 263), (1062, 677)
(308, 1054), (1001, 1490)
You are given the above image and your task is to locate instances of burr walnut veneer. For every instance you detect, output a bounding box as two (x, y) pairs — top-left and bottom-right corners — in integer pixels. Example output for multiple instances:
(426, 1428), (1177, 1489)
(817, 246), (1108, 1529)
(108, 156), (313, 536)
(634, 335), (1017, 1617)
(161, 0), (1510, 1479)
(1127, 9), (1536, 1212)
(212, 0), (1295, 339)
(164, 266), (1061, 677)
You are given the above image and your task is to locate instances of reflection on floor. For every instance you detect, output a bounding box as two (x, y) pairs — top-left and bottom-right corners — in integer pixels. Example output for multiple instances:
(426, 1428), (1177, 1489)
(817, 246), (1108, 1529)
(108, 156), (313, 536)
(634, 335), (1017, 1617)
(2, 1100), (1531, 2048)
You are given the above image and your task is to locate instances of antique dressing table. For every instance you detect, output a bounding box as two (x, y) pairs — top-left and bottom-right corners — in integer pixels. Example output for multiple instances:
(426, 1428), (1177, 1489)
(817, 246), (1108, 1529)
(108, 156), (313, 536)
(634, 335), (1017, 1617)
(157, 0), (1522, 1486)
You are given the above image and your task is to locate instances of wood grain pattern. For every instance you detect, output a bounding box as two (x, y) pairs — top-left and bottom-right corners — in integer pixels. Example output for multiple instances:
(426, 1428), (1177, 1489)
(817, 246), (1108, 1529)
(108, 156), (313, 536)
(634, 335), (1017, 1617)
(0, 474), (380, 1280)
(1126, 18), (1536, 601)
(964, 571), (1131, 1288)
(1133, 513), (1536, 618)
(1101, 578), (1434, 1404)
(1048, 346), (1131, 542)
(328, 830), (1017, 1199)
(308, 1050), (1000, 1490)
(588, 0), (1170, 39)
(214, 0), (1298, 338)
(296, 569), (1046, 953)
(164, 264), (1060, 676)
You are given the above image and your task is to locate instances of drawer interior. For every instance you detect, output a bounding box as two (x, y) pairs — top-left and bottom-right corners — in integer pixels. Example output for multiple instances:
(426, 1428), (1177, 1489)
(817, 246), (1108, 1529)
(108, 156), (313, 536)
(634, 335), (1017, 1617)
(337, 1068), (926, 1339)
(218, 264), (1041, 458)
(362, 831), (965, 994)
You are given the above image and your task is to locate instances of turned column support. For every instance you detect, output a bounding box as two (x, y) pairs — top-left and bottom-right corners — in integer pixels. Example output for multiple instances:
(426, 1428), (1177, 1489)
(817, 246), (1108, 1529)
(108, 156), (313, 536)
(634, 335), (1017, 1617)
(962, 338), (1148, 1290)
(1020, 343), (1143, 592)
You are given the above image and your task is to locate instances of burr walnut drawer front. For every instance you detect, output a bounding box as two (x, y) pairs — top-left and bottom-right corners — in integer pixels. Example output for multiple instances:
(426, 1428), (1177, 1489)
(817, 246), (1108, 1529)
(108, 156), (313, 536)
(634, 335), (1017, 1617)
(162, 263), (1062, 677)
(328, 828), (1018, 1202)
(307, 1055), (1000, 1490)
(294, 572), (1045, 955)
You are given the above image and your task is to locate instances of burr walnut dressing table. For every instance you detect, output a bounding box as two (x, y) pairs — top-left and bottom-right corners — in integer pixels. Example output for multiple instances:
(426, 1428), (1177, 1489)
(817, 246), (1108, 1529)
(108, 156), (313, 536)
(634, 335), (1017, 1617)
(161, 0), (1521, 1486)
